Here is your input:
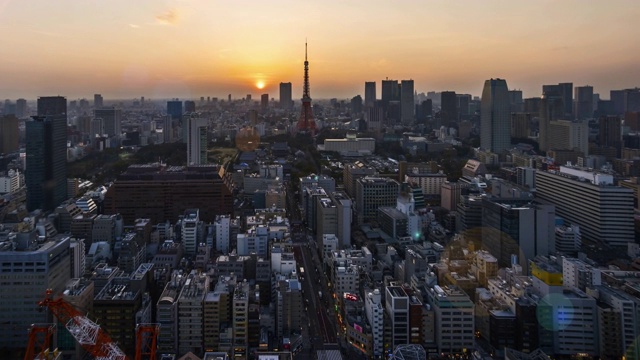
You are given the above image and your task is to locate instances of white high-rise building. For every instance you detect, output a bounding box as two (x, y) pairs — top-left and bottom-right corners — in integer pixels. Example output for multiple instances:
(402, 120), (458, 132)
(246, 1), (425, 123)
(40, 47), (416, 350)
(330, 191), (352, 248)
(69, 238), (86, 278)
(365, 289), (384, 358)
(182, 209), (201, 255)
(186, 115), (209, 165)
(562, 257), (601, 291)
(536, 166), (634, 247)
(0, 169), (22, 194)
(215, 215), (231, 254)
(480, 78), (511, 153)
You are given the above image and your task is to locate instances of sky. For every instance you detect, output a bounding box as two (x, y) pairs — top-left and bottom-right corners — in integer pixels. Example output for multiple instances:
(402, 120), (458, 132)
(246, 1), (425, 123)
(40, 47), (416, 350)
(1, 0), (639, 101)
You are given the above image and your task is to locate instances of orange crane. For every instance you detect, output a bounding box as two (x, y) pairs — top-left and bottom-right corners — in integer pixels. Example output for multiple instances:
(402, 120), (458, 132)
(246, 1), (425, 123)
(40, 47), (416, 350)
(37, 289), (128, 360)
(134, 324), (160, 360)
(24, 323), (58, 360)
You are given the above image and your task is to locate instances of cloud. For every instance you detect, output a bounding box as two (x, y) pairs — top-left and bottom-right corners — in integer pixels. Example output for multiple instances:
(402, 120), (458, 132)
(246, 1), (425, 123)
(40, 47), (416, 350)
(156, 9), (180, 25)
(129, 24), (140, 29)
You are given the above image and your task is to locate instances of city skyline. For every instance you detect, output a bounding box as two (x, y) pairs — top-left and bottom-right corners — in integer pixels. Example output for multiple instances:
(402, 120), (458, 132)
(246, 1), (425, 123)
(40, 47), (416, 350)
(1, 1), (640, 100)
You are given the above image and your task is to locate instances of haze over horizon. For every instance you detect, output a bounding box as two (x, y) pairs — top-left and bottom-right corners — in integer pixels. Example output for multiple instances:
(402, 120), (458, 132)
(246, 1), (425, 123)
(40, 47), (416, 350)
(2, 0), (639, 100)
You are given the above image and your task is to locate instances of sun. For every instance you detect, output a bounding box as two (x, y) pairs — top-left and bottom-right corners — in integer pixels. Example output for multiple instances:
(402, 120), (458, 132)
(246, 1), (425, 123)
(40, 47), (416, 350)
(256, 81), (265, 89)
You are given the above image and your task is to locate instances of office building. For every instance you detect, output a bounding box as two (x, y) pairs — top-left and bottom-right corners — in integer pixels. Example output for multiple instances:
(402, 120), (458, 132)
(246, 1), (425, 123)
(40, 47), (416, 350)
(424, 285), (475, 355)
(355, 177), (400, 224)
(440, 182), (466, 212)
(343, 161), (376, 198)
(457, 94), (472, 118)
(103, 164), (233, 224)
(590, 285), (640, 360)
(184, 100), (196, 113)
(365, 289), (384, 358)
(0, 169), (22, 194)
(261, 93), (269, 112)
(322, 134), (375, 155)
(510, 113), (530, 139)
(440, 91), (458, 125)
(538, 95), (564, 152)
(94, 107), (122, 138)
(547, 119), (589, 155)
(26, 115), (68, 211)
(537, 288), (597, 356)
(37, 96), (66, 117)
(0, 114), (19, 153)
(94, 94), (103, 109)
(16, 98), (27, 118)
(167, 100), (183, 119)
(316, 197), (337, 243)
(93, 266), (153, 356)
(542, 82), (573, 118)
(204, 275), (235, 353)
(599, 115), (622, 151)
(481, 198), (555, 269)
(480, 78), (511, 153)
(400, 80), (414, 125)
(279, 82), (292, 110)
(179, 209), (201, 256)
(233, 280), (254, 358)
(365, 100), (384, 130)
(381, 79), (399, 112)
(178, 271), (210, 356)
(365, 81), (376, 108)
(157, 271), (186, 353)
(0, 236), (71, 351)
(186, 115), (208, 165)
(329, 191), (352, 248)
(509, 90), (524, 113)
(574, 85), (594, 119)
(535, 166), (634, 246)
(385, 286), (410, 348)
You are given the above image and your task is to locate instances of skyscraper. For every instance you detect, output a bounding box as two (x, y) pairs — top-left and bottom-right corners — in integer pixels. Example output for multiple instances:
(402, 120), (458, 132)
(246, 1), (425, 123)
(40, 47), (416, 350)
(279, 82), (292, 110)
(94, 107), (122, 138)
(542, 82), (573, 118)
(381, 79), (399, 113)
(0, 115), (19, 153)
(400, 79), (414, 125)
(26, 118), (68, 211)
(37, 96), (66, 117)
(15, 98), (27, 118)
(261, 93), (269, 112)
(440, 91), (458, 125)
(365, 81), (376, 108)
(167, 100), (183, 119)
(94, 94), (103, 109)
(480, 78), (511, 153)
(184, 100), (196, 113)
(574, 85), (594, 120)
(26, 97), (68, 211)
(186, 115), (209, 165)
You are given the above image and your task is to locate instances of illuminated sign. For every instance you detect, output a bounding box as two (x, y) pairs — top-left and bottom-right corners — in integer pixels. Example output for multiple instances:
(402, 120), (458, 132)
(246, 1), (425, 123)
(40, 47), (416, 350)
(343, 293), (358, 301)
(354, 323), (363, 333)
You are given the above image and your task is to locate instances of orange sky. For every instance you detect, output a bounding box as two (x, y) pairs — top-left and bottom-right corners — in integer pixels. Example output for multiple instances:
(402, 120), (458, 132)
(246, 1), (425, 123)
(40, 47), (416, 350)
(1, 0), (639, 100)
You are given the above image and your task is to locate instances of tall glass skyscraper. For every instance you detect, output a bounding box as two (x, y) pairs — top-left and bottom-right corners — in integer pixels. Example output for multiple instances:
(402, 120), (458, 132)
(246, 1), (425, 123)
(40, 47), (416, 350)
(480, 78), (511, 154)
(26, 97), (68, 211)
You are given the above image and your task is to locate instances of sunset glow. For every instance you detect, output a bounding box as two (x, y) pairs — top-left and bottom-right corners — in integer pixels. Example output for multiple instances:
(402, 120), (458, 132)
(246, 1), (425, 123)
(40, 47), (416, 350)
(0, 0), (638, 99)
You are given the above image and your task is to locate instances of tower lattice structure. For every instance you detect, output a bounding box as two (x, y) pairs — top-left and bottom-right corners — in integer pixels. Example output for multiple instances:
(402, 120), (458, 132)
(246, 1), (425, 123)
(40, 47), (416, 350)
(295, 41), (317, 135)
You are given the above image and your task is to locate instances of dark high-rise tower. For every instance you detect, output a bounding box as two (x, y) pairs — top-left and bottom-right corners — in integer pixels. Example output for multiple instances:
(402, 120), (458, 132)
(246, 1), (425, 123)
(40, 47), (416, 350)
(27, 97), (68, 211)
(440, 91), (458, 125)
(480, 79), (511, 153)
(295, 42), (317, 135)
(279, 82), (293, 110)
(365, 81), (376, 108)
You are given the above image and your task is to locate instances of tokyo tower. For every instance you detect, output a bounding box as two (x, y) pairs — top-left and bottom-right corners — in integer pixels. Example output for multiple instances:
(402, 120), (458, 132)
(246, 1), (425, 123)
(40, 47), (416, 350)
(295, 41), (317, 135)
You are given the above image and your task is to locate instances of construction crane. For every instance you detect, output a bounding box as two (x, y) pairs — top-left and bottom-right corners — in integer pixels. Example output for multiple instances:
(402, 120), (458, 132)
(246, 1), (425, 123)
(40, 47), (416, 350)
(24, 323), (59, 360)
(134, 324), (160, 360)
(37, 289), (128, 360)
